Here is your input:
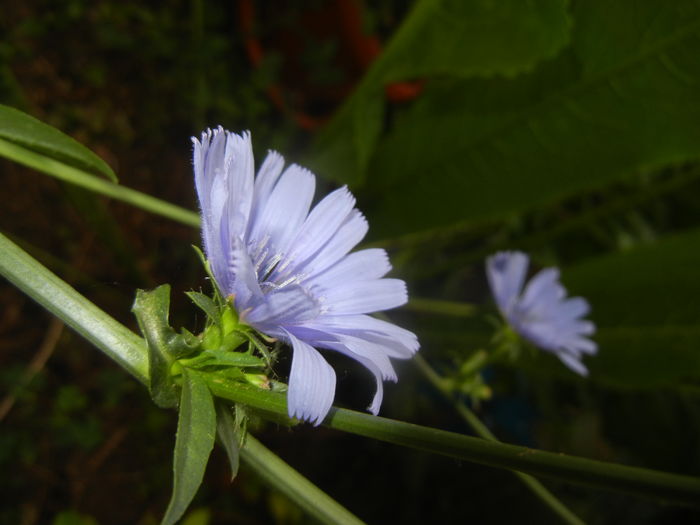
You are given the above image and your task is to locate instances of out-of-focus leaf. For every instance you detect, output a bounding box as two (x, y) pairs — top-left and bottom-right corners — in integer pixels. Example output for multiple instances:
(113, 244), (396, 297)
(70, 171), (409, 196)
(566, 229), (700, 387)
(162, 369), (216, 525)
(312, 0), (571, 186)
(363, 0), (700, 238)
(0, 104), (116, 181)
(377, 0), (571, 81)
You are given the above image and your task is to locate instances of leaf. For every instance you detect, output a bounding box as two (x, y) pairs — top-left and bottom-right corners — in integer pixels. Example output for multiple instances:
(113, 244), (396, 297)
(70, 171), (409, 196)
(311, 0), (572, 186)
(0, 104), (116, 181)
(215, 401), (241, 481)
(565, 228), (700, 387)
(162, 369), (216, 525)
(361, 0), (700, 237)
(376, 0), (572, 81)
(133, 285), (196, 408)
(186, 291), (222, 329)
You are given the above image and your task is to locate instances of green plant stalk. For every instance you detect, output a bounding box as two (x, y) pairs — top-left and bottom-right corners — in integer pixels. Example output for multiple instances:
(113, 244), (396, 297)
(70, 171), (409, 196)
(0, 137), (200, 228)
(0, 231), (149, 385)
(413, 354), (584, 525)
(242, 434), (366, 525)
(205, 376), (700, 506)
(405, 297), (478, 317)
(3, 232), (700, 506)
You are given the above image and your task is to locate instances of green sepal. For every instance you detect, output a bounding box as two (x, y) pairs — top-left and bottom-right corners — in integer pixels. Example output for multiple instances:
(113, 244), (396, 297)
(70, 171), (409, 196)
(187, 350), (265, 370)
(215, 401), (244, 481)
(191, 245), (223, 303)
(186, 291), (222, 330)
(161, 368), (216, 525)
(132, 284), (198, 408)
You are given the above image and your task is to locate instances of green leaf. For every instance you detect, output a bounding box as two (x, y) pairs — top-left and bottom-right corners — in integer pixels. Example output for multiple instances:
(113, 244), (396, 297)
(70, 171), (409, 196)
(362, 0), (700, 237)
(312, 0), (571, 186)
(215, 401), (241, 481)
(162, 369), (216, 525)
(377, 0), (571, 81)
(133, 285), (196, 408)
(0, 104), (116, 181)
(565, 228), (700, 387)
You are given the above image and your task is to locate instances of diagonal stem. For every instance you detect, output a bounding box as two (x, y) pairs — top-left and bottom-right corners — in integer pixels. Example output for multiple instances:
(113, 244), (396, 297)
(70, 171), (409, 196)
(241, 434), (366, 525)
(413, 353), (584, 525)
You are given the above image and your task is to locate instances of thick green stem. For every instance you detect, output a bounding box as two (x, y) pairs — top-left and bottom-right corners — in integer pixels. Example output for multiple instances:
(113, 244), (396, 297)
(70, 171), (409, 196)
(242, 434), (366, 525)
(414, 354), (584, 525)
(0, 232), (149, 384)
(205, 376), (700, 506)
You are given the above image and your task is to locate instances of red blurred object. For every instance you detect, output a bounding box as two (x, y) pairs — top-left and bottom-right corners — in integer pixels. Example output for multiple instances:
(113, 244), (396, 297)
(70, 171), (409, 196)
(237, 0), (423, 130)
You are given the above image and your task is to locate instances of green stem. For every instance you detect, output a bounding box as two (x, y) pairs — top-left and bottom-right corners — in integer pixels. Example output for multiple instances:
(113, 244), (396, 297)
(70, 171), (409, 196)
(0, 232), (149, 385)
(242, 434), (366, 525)
(414, 354), (584, 525)
(405, 297), (477, 317)
(0, 137), (200, 228)
(204, 375), (700, 506)
(3, 233), (700, 507)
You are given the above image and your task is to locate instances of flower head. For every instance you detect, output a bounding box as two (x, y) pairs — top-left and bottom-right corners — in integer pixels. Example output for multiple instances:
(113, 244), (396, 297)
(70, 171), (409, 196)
(486, 251), (596, 376)
(193, 127), (419, 424)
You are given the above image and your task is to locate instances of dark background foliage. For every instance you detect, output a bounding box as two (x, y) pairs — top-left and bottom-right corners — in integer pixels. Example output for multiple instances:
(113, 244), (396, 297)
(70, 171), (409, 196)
(1, 1), (700, 523)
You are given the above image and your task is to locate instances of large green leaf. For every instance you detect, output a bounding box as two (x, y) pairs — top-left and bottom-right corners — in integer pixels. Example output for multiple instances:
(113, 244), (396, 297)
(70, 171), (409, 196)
(0, 104), (116, 181)
(311, 0), (571, 186)
(362, 0), (700, 238)
(162, 369), (216, 525)
(566, 229), (700, 387)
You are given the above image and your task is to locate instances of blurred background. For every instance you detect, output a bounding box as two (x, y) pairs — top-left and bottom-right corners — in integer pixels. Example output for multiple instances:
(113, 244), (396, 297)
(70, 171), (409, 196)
(2, 0), (700, 523)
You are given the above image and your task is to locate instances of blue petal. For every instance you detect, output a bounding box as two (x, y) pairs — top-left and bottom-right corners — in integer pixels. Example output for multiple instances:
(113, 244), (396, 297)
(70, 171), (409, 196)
(302, 210), (368, 277)
(305, 314), (419, 358)
(324, 279), (408, 314)
(247, 150), (285, 236)
(486, 252), (529, 316)
(244, 285), (321, 330)
(285, 331), (336, 425)
(309, 249), (392, 292)
(247, 164), (316, 273)
(273, 186), (355, 280)
(223, 131), (255, 240)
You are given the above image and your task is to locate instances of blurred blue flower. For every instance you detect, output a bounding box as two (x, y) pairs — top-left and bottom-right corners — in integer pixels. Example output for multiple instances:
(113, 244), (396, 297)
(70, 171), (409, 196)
(193, 128), (419, 424)
(486, 251), (596, 376)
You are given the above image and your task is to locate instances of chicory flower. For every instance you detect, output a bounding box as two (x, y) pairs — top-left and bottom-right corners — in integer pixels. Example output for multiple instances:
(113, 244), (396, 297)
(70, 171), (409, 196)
(193, 128), (419, 424)
(486, 251), (596, 375)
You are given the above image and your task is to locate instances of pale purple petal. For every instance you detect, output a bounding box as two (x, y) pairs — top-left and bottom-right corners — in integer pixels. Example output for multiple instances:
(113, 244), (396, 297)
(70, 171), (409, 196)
(247, 165), (316, 269)
(244, 285), (320, 329)
(302, 210), (368, 276)
(309, 249), (391, 292)
(324, 279), (408, 314)
(486, 252), (529, 316)
(223, 131), (255, 241)
(286, 331), (336, 425)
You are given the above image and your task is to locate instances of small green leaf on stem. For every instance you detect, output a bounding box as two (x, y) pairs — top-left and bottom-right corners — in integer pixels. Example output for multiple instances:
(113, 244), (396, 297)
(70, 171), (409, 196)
(215, 401), (242, 481)
(133, 285), (196, 408)
(162, 369), (216, 525)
